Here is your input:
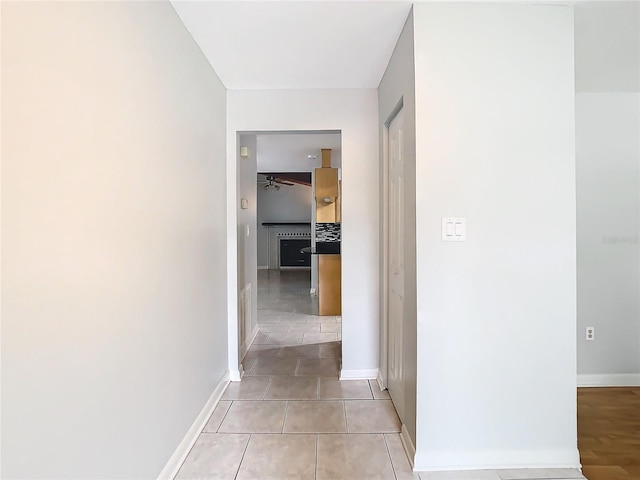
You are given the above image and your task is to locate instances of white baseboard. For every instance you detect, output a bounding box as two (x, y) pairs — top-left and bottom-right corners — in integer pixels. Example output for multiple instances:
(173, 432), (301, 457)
(257, 266), (269, 270)
(376, 372), (386, 391)
(157, 370), (230, 480)
(340, 368), (378, 380)
(229, 364), (244, 382)
(400, 424), (416, 469)
(578, 373), (640, 387)
(413, 448), (581, 472)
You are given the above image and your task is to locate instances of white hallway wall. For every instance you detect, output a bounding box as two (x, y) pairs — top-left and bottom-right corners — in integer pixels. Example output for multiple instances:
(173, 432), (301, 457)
(413, 3), (578, 469)
(1, 2), (228, 479)
(575, 1), (640, 386)
(227, 89), (379, 378)
(576, 93), (640, 383)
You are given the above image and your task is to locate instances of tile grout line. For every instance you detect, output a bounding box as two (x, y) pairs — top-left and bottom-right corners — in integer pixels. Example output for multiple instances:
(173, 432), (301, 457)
(262, 376), (273, 400)
(343, 399), (350, 434)
(233, 433), (252, 480)
(216, 401), (234, 433)
(314, 434), (319, 480)
(382, 433), (400, 480)
(281, 400), (290, 433)
(245, 357), (256, 376)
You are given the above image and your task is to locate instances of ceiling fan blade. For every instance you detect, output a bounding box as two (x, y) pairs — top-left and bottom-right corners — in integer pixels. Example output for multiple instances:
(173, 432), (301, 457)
(275, 180), (294, 186)
(280, 178), (311, 186)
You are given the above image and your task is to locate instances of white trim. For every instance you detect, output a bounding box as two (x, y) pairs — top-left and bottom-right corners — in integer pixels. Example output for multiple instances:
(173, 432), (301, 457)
(340, 368), (379, 380)
(400, 424), (416, 470)
(229, 364), (244, 382)
(578, 374), (640, 387)
(379, 109), (391, 397)
(309, 288), (317, 297)
(257, 265), (269, 270)
(378, 97), (404, 399)
(413, 448), (581, 472)
(227, 135), (240, 391)
(376, 372), (386, 391)
(157, 370), (230, 480)
(240, 324), (259, 361)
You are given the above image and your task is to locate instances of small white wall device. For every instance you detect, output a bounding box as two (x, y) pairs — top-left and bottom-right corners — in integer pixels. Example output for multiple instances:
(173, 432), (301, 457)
(442, 217), (466, 241)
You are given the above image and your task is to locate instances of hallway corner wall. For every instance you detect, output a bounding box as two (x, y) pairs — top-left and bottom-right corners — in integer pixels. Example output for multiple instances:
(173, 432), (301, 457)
(412, 2), (578, 470)
(1, 2), (228, 478)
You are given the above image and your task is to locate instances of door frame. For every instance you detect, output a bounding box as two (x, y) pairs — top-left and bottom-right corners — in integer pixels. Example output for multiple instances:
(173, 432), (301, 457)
(232, 129), (343, 380)
(379, 98), (404, 391)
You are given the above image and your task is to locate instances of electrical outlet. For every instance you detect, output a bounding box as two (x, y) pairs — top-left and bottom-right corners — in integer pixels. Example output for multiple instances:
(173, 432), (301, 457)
(586, 326), (595, 341)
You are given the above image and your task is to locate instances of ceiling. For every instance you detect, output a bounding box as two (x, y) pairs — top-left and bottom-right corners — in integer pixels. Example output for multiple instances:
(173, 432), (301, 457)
(171, 1), (639, 92)
(170, 1), (412, 89)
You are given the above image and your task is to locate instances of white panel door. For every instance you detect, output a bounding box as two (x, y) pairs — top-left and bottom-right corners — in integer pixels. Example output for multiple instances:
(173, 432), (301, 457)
(387, 108), (405, 422)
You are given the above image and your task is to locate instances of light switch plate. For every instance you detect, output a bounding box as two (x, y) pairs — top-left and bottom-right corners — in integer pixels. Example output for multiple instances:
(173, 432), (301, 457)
(240, 198), (249, 209)
(442, 217), (466, 242)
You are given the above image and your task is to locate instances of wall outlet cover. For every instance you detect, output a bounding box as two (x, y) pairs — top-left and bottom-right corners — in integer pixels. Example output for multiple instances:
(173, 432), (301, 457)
(586, 326), (595, 341)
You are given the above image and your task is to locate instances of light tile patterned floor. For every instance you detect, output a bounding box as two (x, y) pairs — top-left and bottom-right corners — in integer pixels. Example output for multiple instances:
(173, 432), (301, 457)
(175, 270), (585, 480)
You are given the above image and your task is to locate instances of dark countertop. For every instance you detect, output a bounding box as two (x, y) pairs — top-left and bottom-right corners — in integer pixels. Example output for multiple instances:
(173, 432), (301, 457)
(300, 244), (340, 255)
(262, 222), (312, 226)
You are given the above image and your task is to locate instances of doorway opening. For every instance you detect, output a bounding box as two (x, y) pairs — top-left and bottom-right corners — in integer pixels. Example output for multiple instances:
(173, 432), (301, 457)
(236, 131), (343, 378)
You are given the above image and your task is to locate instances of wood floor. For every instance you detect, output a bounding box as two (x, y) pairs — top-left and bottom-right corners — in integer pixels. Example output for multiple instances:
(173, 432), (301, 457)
(578, 387), (640, 480)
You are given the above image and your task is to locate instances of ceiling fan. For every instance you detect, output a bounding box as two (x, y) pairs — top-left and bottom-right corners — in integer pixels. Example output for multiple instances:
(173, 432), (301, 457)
(258, 175), (294, 191)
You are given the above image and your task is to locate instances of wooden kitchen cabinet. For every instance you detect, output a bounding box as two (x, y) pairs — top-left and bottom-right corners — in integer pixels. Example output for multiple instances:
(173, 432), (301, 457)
(315, 167), (339, 223)
(318, 254), (341, 316)
(315, 167), (338, 200)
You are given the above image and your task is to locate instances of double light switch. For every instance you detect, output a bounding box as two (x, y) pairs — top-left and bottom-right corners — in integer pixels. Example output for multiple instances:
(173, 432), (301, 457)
(442, 217), (466, 241)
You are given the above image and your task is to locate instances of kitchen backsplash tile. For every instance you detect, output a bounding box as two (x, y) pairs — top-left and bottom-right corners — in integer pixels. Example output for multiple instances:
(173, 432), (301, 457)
(316, 223), (341, 242)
